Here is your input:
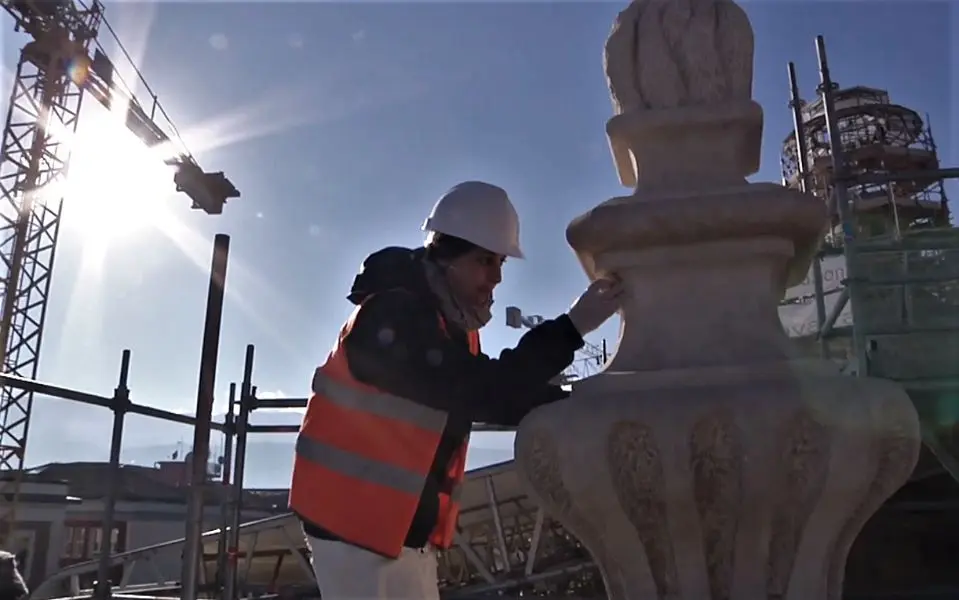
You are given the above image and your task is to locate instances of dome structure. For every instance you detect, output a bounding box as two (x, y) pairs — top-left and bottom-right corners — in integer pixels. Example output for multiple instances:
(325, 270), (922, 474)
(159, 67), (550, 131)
(781, 86), (950, 241)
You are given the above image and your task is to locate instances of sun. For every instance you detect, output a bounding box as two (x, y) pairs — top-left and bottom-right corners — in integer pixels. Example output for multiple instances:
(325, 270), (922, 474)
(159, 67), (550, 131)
(60, 105), (177, 243)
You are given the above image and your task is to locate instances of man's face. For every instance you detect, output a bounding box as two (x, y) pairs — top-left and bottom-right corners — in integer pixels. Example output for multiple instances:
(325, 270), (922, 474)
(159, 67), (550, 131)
(446, 248), (505, 309)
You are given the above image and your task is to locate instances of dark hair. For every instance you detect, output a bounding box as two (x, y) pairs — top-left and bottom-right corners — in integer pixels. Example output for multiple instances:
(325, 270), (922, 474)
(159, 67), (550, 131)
(424, 233), (480, 263)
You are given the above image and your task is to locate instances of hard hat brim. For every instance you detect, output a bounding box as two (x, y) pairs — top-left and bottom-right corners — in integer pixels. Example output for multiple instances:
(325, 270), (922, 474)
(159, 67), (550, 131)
(423, 221), (525, 259)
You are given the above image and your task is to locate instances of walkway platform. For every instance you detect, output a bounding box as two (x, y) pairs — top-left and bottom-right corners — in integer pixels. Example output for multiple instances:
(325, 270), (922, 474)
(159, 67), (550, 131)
(33, 448), (959, 599)
(32, 460), (598, 599)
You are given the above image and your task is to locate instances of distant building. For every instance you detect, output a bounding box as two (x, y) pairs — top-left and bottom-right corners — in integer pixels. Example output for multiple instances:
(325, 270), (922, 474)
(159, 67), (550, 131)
(2, 457), (288, 594)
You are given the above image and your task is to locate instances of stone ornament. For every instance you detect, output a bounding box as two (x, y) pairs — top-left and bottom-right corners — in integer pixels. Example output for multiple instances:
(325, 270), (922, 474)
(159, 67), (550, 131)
(602, 0), (763, 189)
(514, 0), (921, 598)
(604, 0), (753, 113)
(516, 363), (920, 599)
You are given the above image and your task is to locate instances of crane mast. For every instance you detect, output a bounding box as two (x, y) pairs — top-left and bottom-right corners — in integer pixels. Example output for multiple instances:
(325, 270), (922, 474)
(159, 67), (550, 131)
(0, 0), (103, 548)
(0, 0), (239, 547)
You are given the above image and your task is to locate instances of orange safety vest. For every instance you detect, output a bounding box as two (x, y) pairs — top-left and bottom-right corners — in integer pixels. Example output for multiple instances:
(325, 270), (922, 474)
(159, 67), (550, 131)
(289, 296), (481, 559)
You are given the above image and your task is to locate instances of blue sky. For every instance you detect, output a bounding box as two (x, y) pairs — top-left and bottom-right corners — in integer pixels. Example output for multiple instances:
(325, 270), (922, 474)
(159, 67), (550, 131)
(2, 1), (956, 485)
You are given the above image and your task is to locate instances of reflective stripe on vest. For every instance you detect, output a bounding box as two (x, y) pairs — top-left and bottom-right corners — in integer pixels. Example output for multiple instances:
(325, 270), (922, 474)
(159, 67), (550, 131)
(312, 371), (448, 433)
(289, 300), (480, 559)
(295, 373), (447, 496)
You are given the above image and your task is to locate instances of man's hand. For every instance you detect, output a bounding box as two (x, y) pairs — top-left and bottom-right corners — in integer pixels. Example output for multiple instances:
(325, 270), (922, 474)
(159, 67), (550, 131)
(567, 276), (625, 337)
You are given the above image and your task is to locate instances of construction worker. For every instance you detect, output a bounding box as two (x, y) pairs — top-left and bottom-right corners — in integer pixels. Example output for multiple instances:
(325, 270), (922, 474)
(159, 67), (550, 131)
(289, 181), (624, 600)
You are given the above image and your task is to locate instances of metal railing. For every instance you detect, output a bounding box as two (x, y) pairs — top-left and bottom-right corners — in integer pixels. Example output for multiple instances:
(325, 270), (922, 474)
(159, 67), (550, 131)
(0, 228), (519, 600)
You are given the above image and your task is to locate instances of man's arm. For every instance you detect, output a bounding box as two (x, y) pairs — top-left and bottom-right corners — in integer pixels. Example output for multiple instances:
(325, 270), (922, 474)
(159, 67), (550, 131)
(475, 383), (570, 428)
(342, 291), (583, 424)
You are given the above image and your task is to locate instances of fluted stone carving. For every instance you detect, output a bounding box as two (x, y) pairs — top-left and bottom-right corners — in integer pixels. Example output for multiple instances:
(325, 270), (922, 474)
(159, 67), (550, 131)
(604, 0), (753, 113)
(514, 1), (921, 598)
(602, 0), (764, 189)
(516, 370), (920, 599)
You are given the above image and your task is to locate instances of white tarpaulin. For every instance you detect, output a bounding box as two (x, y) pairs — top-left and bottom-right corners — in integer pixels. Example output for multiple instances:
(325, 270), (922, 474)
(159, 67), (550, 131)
(778, 255), (853, 338)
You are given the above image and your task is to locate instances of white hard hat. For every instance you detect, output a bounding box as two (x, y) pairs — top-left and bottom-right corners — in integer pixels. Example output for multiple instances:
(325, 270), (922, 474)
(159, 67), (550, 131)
(422, 181), (524, 259)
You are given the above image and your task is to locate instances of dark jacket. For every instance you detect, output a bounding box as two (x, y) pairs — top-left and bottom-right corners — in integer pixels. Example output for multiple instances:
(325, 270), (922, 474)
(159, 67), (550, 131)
(300, 246), (584, 549)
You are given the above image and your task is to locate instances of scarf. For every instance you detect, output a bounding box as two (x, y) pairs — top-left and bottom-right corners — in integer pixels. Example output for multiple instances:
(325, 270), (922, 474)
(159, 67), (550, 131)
(422, 259), (493, 332)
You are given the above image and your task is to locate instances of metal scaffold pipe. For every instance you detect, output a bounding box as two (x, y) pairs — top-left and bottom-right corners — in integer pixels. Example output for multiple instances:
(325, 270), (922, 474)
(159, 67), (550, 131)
(815, 34), (866, 371)
(181, 233), (231, 600)
(788, 61), (829, 358)
(214, 382), (237, 596)
(93, 349), (132, 600)
(815, 36), (856, 241)
(224, 344), (256, 600)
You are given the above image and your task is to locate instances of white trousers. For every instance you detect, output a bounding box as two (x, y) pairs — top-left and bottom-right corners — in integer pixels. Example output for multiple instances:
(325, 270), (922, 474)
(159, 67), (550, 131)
(306, 535), (441, 600)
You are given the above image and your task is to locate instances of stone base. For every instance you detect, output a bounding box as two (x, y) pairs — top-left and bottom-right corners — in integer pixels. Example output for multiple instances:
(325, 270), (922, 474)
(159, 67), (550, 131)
(515, 359), (920, 600)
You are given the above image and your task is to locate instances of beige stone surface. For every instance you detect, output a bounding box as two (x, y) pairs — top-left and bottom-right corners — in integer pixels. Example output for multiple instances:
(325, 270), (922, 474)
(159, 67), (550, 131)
(514, 0), (922, 598)
(516, 361), (919, 600)
(603, 0), (755, 188)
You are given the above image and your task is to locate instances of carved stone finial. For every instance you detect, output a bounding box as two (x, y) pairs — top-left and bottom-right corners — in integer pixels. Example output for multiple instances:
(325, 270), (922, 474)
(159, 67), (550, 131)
(604, 0), (755, 113)
(601, 0), (761, 187)
(515, 3), (920, 600)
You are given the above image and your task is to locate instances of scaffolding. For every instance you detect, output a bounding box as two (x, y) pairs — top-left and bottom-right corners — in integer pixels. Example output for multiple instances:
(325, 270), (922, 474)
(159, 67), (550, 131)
(0, 0), (238, 559)
(779, 41), (957, 353)
(780, 38), (959, 483)
(781, 86), (950, 239)
(3, 339), (605, 600)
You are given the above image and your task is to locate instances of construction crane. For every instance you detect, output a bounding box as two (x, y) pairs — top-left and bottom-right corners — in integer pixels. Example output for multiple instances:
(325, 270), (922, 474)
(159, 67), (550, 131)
(0, 0), (240, 547)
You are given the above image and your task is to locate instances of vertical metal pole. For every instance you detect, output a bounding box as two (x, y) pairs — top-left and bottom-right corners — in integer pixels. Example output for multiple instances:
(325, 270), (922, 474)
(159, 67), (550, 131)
(889, 187), (902, 238)
(816, 35), (865, 372)
(224, 345), (255, 600)
(182, 234), (231, 600)
(788, 62), (830, 359)
(921, 112), (951, 225)
(93, 349), (131, 600)
(484, 477), (511, 570)
(215, 383), (236, 597)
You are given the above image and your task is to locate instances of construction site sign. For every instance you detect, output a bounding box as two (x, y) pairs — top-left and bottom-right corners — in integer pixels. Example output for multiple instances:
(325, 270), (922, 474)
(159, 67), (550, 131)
(778, 255), (853, 338)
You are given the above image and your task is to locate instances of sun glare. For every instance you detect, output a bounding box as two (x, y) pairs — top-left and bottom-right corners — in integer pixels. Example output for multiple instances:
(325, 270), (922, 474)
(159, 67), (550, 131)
(62, 107), (177, 243)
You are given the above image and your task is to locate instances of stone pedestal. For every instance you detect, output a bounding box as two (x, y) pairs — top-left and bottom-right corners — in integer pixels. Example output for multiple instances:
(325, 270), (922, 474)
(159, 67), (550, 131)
(513, 1), (921, 598)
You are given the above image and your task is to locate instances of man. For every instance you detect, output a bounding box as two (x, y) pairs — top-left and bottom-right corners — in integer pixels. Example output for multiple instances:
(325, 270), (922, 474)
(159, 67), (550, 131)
(289, 181), (623, 599)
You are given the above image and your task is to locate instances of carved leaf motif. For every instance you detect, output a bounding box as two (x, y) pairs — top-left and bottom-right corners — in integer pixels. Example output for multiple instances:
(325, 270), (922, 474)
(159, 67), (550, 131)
(679, 1), (728, 104)
(606, 421), (681, 597)
(715, 0), (754, 99)
(689, 413), (744, 600)
(766, 411), (831, 598)
(635, 2), (687, 109)
(515, 431), (608, 555)
(604, 1), (645, 113)
(516, 429), (627, 598)
(516, 431), (574, 515)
